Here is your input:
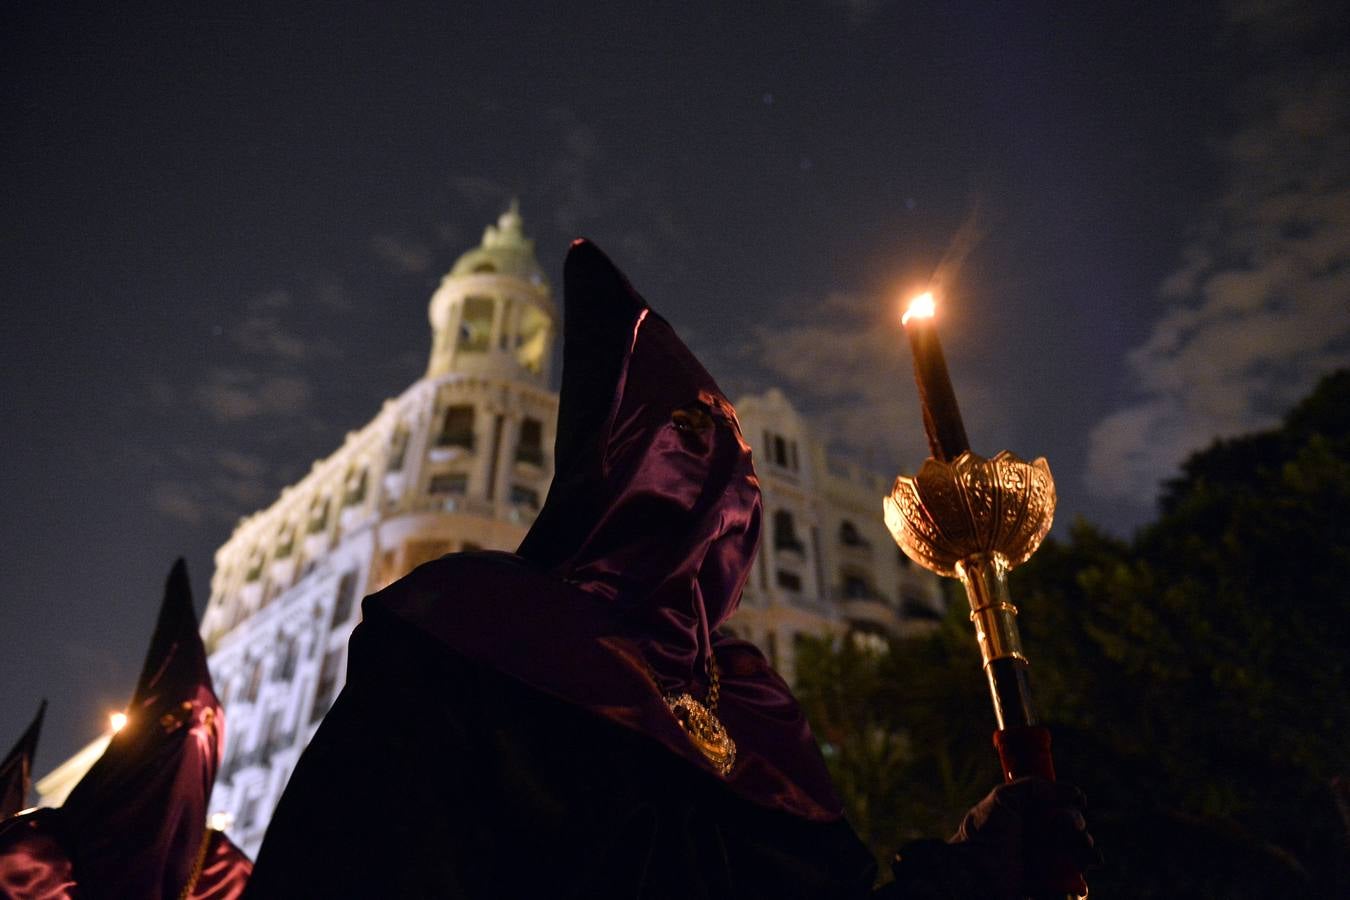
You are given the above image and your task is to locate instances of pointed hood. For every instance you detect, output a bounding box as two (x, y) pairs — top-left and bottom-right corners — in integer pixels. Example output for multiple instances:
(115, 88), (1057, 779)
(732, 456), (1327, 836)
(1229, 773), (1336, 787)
(0, 701), (46, 820)
(518, 239), (762, 690)
(61, 559), (225, 900)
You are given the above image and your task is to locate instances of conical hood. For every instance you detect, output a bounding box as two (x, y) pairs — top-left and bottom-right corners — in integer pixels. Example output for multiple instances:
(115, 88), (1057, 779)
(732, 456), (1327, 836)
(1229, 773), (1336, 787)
(62, 559), (224, 900)
(518, 239), (761, 689)
(517, 239), (645, 571)
(0, 701), (46, 820)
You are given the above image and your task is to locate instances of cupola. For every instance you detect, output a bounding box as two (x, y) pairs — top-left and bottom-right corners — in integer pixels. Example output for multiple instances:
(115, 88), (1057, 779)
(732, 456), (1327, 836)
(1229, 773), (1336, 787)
(425, 201), (556, 384)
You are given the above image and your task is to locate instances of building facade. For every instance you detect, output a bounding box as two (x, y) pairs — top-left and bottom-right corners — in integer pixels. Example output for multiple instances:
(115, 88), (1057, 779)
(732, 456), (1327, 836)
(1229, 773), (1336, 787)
(36, 207), (945, 855)
(732, 389), (946, 677)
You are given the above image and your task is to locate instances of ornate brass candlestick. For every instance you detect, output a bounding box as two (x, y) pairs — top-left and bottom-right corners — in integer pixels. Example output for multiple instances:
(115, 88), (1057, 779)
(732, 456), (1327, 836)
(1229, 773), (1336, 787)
(887, 292), (1086, 898)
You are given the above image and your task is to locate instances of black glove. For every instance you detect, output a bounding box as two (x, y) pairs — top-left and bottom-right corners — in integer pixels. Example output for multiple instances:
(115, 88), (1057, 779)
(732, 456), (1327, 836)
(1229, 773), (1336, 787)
(888, 777), (1100, 899)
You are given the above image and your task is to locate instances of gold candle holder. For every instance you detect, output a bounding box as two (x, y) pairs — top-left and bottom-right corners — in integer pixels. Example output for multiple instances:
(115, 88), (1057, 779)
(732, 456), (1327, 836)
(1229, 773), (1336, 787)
(890, 290), (1085, 896)
(883, 449), (1056, 729)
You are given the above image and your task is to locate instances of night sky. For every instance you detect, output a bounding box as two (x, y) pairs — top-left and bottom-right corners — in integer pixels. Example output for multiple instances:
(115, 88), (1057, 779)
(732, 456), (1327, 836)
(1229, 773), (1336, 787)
(4, 1), (1347, 776)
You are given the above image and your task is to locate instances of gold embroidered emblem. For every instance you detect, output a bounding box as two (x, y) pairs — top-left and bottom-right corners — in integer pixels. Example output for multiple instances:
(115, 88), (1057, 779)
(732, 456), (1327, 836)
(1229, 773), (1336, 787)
(664, 691), (736, 776)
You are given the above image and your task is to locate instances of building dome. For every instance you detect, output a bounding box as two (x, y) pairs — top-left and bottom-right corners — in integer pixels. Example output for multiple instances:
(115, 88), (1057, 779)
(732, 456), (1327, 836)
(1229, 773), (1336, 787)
(447, 200), (547, 286)
(425, 201), (556, 383)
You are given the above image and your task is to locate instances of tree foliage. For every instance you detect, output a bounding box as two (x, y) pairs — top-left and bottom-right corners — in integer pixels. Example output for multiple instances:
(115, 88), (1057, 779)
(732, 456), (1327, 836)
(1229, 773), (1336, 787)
(796, 369), (1350, 896)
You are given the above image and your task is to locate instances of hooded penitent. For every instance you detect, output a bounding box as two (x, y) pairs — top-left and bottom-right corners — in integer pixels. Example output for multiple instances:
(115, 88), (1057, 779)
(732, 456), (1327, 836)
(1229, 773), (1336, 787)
(243, 239), (875, 899)
(369, 239), (841, 821)
(0, 560), (252, 900)
(0, 702), (45, 821)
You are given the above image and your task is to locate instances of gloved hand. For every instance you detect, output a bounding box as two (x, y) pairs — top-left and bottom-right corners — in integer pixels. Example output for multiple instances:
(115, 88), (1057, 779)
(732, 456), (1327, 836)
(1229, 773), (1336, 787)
(888, 777), (1100, 899)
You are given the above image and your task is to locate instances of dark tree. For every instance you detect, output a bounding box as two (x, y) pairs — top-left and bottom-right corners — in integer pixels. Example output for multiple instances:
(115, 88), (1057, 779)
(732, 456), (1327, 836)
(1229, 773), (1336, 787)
(796, 369), (1350, 896)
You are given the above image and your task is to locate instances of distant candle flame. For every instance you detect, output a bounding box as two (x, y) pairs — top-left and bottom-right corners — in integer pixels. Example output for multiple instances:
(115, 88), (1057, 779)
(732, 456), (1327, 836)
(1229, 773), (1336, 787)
(902, 292), (936, 326)
(109, 711), (128, 733)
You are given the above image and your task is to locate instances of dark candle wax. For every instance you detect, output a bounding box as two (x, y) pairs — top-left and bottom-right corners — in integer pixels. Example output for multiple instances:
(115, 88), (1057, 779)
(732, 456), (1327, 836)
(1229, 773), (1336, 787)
(905, 316), (971, 462)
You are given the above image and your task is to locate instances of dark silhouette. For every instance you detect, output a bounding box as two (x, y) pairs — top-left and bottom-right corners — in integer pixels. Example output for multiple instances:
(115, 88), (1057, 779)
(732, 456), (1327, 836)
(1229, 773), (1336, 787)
(0, 703), (45, 821)
(0, 561), (251, 899)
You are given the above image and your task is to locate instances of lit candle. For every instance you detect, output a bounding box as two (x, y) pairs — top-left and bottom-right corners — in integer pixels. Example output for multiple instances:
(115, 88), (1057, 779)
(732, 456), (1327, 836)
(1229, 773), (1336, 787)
(902, 292), (970, 461)
(109, 711), (128, 733)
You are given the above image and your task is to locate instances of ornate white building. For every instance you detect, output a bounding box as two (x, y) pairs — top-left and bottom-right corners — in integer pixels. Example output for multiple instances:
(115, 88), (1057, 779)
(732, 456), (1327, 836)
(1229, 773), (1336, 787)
(732, 389), (946, 671)
(36, 206), (945, 855)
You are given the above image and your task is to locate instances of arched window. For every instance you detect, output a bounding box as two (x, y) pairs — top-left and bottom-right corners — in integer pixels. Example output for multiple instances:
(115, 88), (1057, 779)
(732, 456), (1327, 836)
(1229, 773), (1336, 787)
(243, 659), (263, 703)
(510, 484), (541, 510)
(312, 649), (343, 723)
(306, 495), (331, 534)
(275, 525), (295, 560)
(343, 467), (368, 506)
(516, 417), (545, 465)
(387, 425), (410, 473)
(331, 569), (359, 626)
(437, 405), (476, 449)
(901, 593), (942, 621)
(839, 520), (869, 547)
(245, 550), (264, 583)
(841, 571), (873, 600)
(773, 510), (805, 553)
(515, 305), (550, 374)
(458, 296), (494, 351)
(276, 635), (298, 681)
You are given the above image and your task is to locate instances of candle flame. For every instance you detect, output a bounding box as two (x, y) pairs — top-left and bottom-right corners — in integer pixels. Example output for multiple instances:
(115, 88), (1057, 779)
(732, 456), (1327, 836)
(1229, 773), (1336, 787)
(109, 711), (128, 733)
(902, 292), (936, 326)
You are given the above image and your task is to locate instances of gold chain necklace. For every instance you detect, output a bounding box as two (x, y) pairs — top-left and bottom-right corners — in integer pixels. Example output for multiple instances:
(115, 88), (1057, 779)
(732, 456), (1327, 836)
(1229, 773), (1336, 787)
(177, 828), (213, 900)
(660, 653), (736, 777)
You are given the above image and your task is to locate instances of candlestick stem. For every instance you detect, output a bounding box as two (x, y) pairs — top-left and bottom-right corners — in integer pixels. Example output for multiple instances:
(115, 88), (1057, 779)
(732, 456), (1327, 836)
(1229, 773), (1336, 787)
(956, 553), (1038, 732)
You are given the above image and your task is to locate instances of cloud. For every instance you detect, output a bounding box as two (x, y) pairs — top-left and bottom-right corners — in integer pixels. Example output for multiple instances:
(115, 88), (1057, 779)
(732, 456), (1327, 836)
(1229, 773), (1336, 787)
(742, 291), (983, 470)
(150, 450), (275, 526)
(1086, 1), (1350, 505)
(151, 480), (207, 525)
(370, 234), (434, 274)
(447, 175), (511, 208)
(138, 281), (353, 530)
(229, 289), (331, 361)
(195, 369), (312, 422)
(215, 449), (269, 479)
(184, 287), (345, 423)
(210, 471), (272, 509)
(438, 107), (683, 268)
(736, 198), (1007, 472)
(313, 273), (354, 311)
(151, 465), (272, 527)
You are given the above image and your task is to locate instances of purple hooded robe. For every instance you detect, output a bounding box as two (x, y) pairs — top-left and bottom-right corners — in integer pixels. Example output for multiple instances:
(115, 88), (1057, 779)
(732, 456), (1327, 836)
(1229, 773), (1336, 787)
(242, 241), (879, 898)
(0, 561), (252, 899)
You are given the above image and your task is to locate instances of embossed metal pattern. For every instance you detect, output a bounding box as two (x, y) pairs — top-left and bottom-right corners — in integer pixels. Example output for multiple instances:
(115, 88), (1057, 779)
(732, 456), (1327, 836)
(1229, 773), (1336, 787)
(664, 693), (736, 776)
(883, 450), (1056, 578)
